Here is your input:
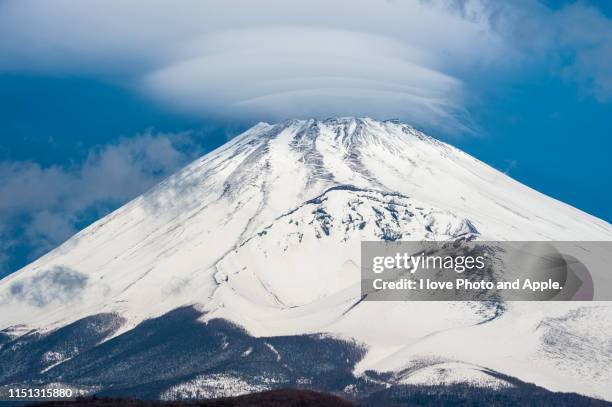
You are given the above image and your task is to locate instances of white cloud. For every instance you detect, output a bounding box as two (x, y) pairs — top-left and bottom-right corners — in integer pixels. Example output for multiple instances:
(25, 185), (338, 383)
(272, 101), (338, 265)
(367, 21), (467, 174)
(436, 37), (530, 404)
(0, 132), (200, 274)
(8, 266), (89, 307)
(470, 1), (612, 101)
(0, 0), (520, 132)
(143, 26), (468, 131)
(2, 0), (610, 122)
(554, 4), (612, 101)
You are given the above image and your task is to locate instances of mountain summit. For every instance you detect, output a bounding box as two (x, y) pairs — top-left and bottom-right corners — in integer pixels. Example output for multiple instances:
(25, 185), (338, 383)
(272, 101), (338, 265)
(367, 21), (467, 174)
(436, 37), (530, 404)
(1, 118), (611, 400)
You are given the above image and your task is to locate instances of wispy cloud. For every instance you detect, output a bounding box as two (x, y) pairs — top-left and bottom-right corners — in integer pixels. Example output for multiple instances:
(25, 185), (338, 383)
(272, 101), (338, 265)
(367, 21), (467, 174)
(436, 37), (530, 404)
(0, 132), (201, 275)
(465, 1), (612, 101)
(8, 266), (89, 307)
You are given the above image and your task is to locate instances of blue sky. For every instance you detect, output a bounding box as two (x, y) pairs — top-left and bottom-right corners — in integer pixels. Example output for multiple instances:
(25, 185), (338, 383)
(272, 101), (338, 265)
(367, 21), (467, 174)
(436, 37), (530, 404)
(0, 0), (611, 276)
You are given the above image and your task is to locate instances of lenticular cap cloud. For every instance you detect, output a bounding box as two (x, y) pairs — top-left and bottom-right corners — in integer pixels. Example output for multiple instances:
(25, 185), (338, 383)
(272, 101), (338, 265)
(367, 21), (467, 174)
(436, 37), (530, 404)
(2, 0), (611, 129)
(0, 0), (503, 131)
(143, 27), (465, 129)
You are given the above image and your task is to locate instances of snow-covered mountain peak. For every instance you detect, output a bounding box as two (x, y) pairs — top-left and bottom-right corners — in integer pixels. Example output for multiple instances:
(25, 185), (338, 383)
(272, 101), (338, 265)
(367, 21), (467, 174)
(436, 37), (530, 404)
(1, 118), (611, 400)
(2, 117), (610, 329)
(247, 117), (425, 150)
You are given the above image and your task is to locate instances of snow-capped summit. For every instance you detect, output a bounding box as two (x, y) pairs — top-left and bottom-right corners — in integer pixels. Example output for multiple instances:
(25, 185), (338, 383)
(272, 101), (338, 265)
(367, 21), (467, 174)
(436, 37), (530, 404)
(1, 118), (611, 400)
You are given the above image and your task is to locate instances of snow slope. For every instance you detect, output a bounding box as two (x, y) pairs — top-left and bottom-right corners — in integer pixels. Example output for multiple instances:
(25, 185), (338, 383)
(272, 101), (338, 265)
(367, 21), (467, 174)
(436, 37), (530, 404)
(1, 118), (611, 399)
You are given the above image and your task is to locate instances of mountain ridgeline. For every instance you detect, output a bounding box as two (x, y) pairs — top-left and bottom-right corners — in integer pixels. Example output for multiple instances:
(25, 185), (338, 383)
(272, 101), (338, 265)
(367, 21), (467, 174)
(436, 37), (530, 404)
(0, 118), (611, 403)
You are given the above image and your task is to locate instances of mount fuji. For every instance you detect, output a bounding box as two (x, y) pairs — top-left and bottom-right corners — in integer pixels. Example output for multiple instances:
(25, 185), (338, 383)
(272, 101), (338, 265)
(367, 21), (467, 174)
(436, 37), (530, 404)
(1, 118), (611, 403)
